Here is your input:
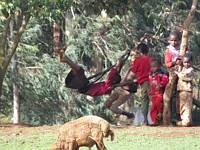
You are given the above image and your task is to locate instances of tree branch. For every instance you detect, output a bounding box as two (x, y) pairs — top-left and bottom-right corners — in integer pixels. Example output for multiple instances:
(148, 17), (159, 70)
(3, 14), (31, 71)
(179, 0), (198, 56)
(93, 41), (109, 60)
(2, 15), (12, 57)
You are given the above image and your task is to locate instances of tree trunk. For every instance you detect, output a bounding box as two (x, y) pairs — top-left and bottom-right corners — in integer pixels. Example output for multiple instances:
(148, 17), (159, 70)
(12, 53), (20, 124)
(53, 22), (62, 56)
(0, 13), (30, 99)
(0, 68), (5, 99)
(10, 16), (20, 124)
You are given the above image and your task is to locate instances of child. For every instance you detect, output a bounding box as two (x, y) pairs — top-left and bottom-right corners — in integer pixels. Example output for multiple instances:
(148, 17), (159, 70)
(165, 31), (181, 69)
(163, 31), (182, 125)
(59, 49), (125, 97)
(147, 59), (169, 125)
(175, 53), (194, 126)
(130, 43), (152, 123)
(105, 43), (151, 119)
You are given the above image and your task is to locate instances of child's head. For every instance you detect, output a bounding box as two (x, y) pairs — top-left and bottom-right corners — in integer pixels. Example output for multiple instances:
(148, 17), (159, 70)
(150, 58), (162, 73)
(130, 48), (141, 61)
(136, 43), (149, 55)
(168, 31), (180, 48)
(183, 52), (192, 68)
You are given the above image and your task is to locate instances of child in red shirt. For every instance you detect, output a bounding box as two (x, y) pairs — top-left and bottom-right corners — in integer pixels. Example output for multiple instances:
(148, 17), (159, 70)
(130, 43), (152, 123)
(147, 59), (169, 125)
(60, 50), (125, 97)
(105, 43), (150, 119)
(130, 51), (152, 84)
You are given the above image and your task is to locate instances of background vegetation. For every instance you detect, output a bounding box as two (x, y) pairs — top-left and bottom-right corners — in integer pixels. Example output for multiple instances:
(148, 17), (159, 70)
(0, 0), (200, 125)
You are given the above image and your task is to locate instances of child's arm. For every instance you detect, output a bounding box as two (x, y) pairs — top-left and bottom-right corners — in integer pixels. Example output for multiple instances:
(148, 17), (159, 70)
(112, 80), (135, 89)
(176, 68), (194, 81)
(105, 57), (125, 82)
(113, 70), (136, 88)
(160, 74), (169, 87)
(165, 49), (179, 68)
(165, 49), (174, 68)
(121, 68), (136, 82)
(113, 58), (125, 72)
(59, 49), (81, 74)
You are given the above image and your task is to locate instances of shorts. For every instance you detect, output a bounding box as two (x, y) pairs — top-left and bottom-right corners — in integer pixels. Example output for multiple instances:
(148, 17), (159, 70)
(65, 67), (89, 90)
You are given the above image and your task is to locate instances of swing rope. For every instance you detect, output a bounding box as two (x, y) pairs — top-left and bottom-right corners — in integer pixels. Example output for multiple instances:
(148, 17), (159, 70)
(87, 49), (131, 83)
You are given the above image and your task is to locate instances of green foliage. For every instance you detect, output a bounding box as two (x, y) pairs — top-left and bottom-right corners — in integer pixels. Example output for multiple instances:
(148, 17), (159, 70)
(1, 0), (200, 125)
(66, 9), (147, 68)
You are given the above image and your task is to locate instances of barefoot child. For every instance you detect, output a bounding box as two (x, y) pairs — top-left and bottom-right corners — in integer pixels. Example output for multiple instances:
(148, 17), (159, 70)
(175, 53), (194, 126)
(163, 31), (182, 125)
(147, 59), (169, 125)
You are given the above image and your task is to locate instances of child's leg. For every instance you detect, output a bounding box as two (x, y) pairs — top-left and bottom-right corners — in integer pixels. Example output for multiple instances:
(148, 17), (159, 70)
(150, 95), (163, 124)
(64, 55), (89, 90)
(109, 88), (134, 118)
(104, 90), (119, 108)
(149, 96), (158, 124)
(179, 91), (192, 126)
(139, 81), (150, 124)
(63, 55), (82, 74)
(59, 49), (81, 74)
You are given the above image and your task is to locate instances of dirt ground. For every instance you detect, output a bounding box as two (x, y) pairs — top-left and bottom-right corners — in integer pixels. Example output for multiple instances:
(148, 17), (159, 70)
(1, 123), (200, 138)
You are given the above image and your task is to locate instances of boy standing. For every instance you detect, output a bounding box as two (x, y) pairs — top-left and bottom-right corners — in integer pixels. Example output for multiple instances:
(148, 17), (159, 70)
(130, 43), (152, 123)
(147, 59), (169, 125)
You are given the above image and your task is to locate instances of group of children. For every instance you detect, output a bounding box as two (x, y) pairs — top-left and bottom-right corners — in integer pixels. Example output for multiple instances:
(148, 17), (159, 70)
(58, 31), (194, 127)
(163, 31), (194, 126)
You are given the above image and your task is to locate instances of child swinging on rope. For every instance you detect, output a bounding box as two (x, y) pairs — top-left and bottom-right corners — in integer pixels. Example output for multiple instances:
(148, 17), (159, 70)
(58, 48), (126, 97)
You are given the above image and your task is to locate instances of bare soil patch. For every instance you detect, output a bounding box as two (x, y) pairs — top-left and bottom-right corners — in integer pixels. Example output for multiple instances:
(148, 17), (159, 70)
(1, 123), (200, 138)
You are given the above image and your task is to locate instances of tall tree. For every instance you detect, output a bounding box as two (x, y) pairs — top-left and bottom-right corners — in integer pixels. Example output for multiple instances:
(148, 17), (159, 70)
(0, 0), (72, 98)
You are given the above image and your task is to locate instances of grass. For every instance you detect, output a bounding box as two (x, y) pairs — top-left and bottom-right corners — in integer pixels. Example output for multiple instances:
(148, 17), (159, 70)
(0, 134), (55, 150)
(1, 126), (200, 150)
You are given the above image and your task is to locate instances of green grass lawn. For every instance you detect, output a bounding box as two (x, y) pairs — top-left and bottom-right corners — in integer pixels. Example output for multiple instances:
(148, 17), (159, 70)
(0, 126), (200, 150)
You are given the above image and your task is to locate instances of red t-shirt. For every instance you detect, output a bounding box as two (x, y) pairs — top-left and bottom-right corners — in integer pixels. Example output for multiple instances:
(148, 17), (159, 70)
(165, 46), (189, 68)
(130, 55), (151, 84)
(165, 48), (179, 68)
(85, 67), (120, 96)
(149, 72), (169, 96)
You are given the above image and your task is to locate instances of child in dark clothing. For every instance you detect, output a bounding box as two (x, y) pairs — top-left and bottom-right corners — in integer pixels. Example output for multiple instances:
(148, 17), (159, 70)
(59, 49), (125, 97)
